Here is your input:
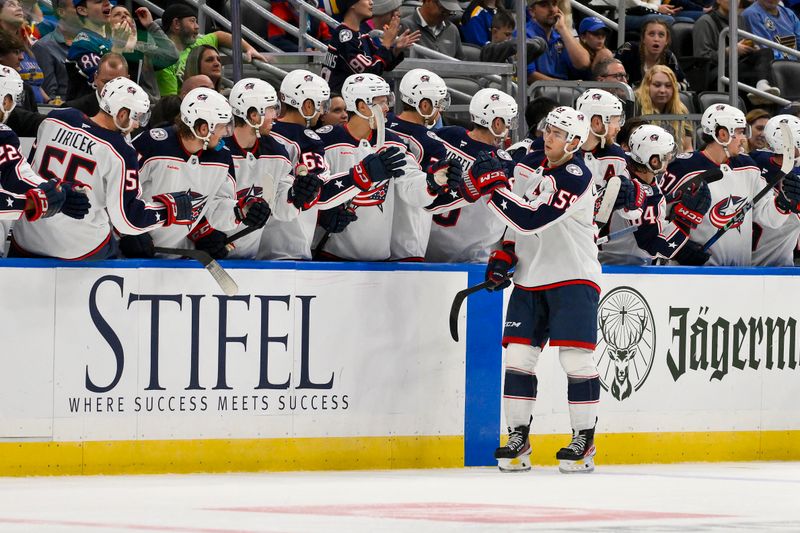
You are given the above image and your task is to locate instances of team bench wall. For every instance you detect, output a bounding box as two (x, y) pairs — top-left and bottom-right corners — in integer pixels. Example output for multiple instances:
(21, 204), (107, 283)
(0, 260), (797, 475)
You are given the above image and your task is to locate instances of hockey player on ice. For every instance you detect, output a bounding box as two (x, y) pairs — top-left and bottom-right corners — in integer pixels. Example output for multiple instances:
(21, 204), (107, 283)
(12, 77), (199, 260)
(0, 67), (89, 252)
(662, 104), (792, 266)
(484, 106), (601, 474)
(225, 78), (322, 259)
(131, 88), (270, 260)
(426, 88), (518, 263)
(315, 73), (457, 261)
(599, 124), (712, 265)
(387, 68), (462, 260)
(750, 114), (800, 266)
(271, 69), (358, 258)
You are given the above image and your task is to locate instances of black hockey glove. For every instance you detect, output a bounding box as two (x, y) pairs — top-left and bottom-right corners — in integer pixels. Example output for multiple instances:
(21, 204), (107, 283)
(234, 194), (271, 228)
(672, 240), (710, 266)
(777, 173), (800, 214)
(118, 233), (155, 258)
(60, 183), (91, 219)
(485, 241), (517, 291)
(188, 220), (229, 259)
(615, 177), (646, 212)
(350, 146), (405, 191)
(318, 205), (358, 233)
(289, 166), (324, 210)
(671, 181), (711, 234)
(25, 179), (66, 221)
(426, 159), (462, 195)
(153, 190), (207, 226)
(460, 152), (509, 203)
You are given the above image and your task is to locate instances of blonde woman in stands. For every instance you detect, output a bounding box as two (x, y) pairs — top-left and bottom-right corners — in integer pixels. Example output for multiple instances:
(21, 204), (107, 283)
(635, 64), (693, 152)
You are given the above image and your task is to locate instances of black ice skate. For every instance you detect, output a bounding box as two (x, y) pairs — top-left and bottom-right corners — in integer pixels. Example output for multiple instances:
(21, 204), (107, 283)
(494, 425), (531, 472)
(556, 427), (596, 474)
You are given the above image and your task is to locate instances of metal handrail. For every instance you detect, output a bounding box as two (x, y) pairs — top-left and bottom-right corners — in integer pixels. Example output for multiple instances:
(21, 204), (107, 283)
(528, 80), (636, 103)
(239, 0), (328, 52)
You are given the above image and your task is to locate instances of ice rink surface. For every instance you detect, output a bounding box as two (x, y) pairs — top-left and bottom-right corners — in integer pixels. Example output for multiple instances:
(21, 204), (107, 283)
(0, 462), (799, 532)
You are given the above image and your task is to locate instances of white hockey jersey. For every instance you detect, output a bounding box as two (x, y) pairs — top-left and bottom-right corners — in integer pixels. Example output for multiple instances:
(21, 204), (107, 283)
(13, 109), (169, 259)
(225, 134), (296, 259)
(663, 151), (789, 266)
(133, 126), (238, 251)
(425, 126), (514, 263)
(315, 123), (434, 261)
(487, 150), (601, 289)
(750, 150), (800, 266)
(0, 123), (46, 221)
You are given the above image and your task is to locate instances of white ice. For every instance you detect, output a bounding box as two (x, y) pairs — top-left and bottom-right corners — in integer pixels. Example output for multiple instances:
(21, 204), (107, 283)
(1, 462), (799, 532)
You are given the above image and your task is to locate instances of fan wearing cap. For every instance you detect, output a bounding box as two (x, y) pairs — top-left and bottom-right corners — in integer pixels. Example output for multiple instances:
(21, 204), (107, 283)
(12, 77), (201, 260)
(319, 0), (419, 93)
(156, 3), (266, 97)
(524, 0), (590, 84)
(569, 16), (613, 81)
(400, 0), (464, 60)
(370, 0), (401, 32)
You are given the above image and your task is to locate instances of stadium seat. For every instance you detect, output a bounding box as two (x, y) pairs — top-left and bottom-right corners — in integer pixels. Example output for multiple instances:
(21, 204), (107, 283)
(771, 60), (800, 102)
(529, 85), (582, 107)
(444, 77), (482, 102)
(679, 91), (697, 114)
(670, 22), (694, 59)
(697, 91), (746, 112)
(462, 43), (482, 62)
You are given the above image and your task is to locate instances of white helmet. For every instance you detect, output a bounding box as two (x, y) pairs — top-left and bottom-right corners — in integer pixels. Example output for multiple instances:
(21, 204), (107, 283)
(0, 66), (23, 121)
(701, 103), (749, 146)
(469, 88), (518, 138)
(627, 124), (677, 173)
(545, 106), (589, 153)
(341, 73), (394, 117)
(180, 87), (233, 148)
(764, 115), (800, 163)
(98, 77), (151, 133)
(575, 88), (625, 146)
(399, 69), (450, 125)
(229, 78), (279, 133)
(279, 69), (330, 125)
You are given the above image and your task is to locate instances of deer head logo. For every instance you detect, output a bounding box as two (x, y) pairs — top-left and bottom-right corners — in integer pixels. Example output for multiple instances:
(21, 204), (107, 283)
(596, 287), (656, 401)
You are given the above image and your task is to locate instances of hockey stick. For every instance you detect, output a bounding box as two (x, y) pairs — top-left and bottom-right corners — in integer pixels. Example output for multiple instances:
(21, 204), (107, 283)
(153, 246), (238, 296)
(449, 280), (497, 342)
(596, 224), (638, 245)
(595, 176), (621, 228)
(702, 125), (794, 252)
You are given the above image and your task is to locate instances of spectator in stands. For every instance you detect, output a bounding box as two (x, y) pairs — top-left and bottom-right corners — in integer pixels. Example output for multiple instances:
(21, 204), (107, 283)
(370, 0), (401, 31)
(461, 0), (506, 46)
(742, 0), (800, 61)
(401, 0), (464, 60)
(615, 19), (688, 90)
(569, 16), (613, 81)
(608, 0), (675, 31)
(490, 9), (514, 43)
(268, 0), (330, 52)
(109, 6), (178, 101)
(319, 94), (348, 127)
(525, 95), (558, 137)
(149, 73), (214, 127)
(321, 0), (418, 93)
(0, 0), (47, 103)
(524, 0), (589, 83)
(694, 0), (779, 100)
(181, 44), (223, 93)
(31, 0), (79, 103)
(0, 29), (35, 110)
(745, 108), (771, 152)
(157, 2), (265, 96)
(62, 51), (126, 116)
(635, 64), (693, 151)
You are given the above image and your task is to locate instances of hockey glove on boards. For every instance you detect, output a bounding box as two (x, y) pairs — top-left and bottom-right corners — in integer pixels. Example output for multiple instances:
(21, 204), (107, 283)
(485, 241), (517, 291)
(234, 194), (271, 228)
(188, 220), (229, 259)
(615, 177), (646, 212)
(289, 165), (324, 210)
(318, 205), (358, 233)
(672, 240), (710, 266)
(118, 233), (155, 258)
(777, 173), (800, 214)
(426, 159), (463, 195)
(670, 181), (711, 234)
(350, 146), (405, 191)
(460, 151), (509, 203)
(152, 190), (207, 226)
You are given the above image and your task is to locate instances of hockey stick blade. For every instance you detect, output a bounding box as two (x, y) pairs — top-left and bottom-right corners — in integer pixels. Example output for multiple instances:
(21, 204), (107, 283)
(449, 279), (500, 342)
(153, 247), (239, 296)
(595, 176), (621, 226)
(596, 224), (638, 245)
(779, 122), (795, 174)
